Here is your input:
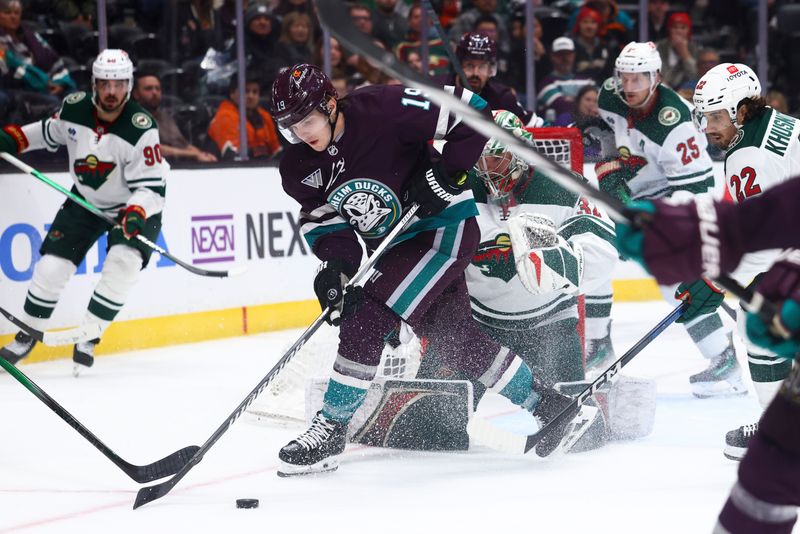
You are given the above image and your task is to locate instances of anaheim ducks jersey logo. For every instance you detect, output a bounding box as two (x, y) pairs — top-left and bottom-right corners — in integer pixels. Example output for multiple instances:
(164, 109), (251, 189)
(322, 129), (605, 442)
(472, 233), (517, 282)
(328, 179), (401, 239)
(73, 154), (116, 190)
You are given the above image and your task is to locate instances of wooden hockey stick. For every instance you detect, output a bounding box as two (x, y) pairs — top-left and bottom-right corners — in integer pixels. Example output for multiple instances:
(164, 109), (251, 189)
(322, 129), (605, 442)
(469, 303), (686, 454)
(133, 204), (420, 509)
(312, 0), (777, 321)
(0, 153), (245, 279)
(0, 353), (199, 483)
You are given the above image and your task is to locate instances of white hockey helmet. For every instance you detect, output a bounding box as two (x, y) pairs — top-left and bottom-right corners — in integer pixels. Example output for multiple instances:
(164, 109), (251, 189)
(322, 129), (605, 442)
(613, 41), (661, 107)
(476, 110), (533, 203)
(692, 63), (761, 129)
(91, 49), (134, 107)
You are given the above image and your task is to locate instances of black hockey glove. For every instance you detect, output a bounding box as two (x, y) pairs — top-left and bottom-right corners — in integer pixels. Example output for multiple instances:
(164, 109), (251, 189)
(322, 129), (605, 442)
(403, 160), (469, 219)
(314, 259), (364, 326)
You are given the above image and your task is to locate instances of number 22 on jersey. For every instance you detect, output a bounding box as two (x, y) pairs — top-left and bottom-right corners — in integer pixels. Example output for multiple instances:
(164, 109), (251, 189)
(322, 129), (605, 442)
(730, 166), (761, 202)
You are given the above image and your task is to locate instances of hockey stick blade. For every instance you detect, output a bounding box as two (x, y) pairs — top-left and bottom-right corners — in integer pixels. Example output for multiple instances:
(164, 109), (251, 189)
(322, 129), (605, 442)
(0, 305), (102, 345)
(0, 355), (199, 483)
(0, 152), (241, 279)
(522, 303), (686, 454)
(313, 0), (777, 317)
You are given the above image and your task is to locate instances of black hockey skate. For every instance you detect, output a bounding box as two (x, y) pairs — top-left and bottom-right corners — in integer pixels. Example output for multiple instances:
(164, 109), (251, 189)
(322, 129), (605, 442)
(531, 387), (580, 458)
(724, 422), (758, 461)
(689, 339), (747, 398)
(277, 411), (346, 477)
(72, 338), (99, 377)
(0, 331), (37, 365)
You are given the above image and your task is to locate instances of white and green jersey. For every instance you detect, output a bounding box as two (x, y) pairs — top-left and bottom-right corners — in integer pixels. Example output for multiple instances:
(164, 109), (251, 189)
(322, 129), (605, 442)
(20, 91), (168, 217)
(725, 107), (800, 283)
(466, 171), (617, 331)
(598, 79), (715, 202)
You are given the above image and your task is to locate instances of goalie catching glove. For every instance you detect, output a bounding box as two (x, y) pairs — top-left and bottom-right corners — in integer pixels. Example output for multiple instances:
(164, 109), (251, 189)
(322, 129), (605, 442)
(507, 213), (584, 296)
(403, 159), (469, 218)
(314, 259), (364, 326)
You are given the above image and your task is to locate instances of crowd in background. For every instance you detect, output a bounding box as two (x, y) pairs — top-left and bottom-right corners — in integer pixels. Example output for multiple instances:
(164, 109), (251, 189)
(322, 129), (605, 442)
(2, 0), (800, 166)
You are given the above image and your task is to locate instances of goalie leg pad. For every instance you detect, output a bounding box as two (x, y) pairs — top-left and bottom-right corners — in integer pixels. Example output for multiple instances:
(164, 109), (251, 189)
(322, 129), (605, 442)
(307, 378), (473, 451)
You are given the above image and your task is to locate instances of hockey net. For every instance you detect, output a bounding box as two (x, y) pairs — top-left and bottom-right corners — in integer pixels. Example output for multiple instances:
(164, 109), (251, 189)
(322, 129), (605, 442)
(246, 126), (585, 426)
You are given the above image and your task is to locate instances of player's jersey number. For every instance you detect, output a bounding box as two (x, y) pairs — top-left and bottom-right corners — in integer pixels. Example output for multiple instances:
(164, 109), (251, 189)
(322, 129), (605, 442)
(401, 88), (430, 110)
(729, 166), (761, 202)
(676, 136), (700, 165)
(143, 144), (162, 166)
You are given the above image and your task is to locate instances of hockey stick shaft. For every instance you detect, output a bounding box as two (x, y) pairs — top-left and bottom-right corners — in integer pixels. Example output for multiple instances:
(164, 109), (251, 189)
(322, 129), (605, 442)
(134, 204), (420, 509)
(0, 353), (199, 482)
(523, 302), (686, 453)
(0, 152), (242, 279)
(0, 305), (102, 345)
(313, 0), (776, 319)
(420, 0), (470, 89)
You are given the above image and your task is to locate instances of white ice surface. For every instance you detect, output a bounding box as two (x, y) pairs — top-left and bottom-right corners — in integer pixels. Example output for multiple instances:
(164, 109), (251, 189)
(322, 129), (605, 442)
(0, 301), (782, 534)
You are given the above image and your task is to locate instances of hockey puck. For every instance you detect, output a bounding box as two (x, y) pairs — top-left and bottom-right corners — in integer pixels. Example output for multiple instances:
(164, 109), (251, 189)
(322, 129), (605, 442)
(236, 498), (259, 509)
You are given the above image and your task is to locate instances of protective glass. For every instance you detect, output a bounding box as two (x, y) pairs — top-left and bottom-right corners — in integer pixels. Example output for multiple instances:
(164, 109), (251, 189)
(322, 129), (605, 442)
(696, 109), (731, 133)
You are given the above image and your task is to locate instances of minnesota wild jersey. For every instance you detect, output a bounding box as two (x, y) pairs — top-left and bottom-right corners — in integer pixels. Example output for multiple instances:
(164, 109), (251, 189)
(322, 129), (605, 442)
(724, 107), (800, 283)
(598, 79), (715, 202)
(19, 91), (167, 217)
(466, 171), (617, 330)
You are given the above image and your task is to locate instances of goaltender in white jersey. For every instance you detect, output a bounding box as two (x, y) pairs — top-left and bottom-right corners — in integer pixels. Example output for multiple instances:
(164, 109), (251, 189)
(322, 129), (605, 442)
(693, 62), (800, 460)
(0, 49), (167, 374)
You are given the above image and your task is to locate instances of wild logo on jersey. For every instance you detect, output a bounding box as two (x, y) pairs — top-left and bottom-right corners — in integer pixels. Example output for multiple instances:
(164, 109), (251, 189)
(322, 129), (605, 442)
(472, 234), (517, 282)
(73, 155), (116, 190)
(327, 179), (402, 238)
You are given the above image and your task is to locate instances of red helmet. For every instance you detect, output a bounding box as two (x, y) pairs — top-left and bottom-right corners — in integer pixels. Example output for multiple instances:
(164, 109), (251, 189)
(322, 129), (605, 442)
(271, 64), (338, 133)
(455, 32), (497, 64)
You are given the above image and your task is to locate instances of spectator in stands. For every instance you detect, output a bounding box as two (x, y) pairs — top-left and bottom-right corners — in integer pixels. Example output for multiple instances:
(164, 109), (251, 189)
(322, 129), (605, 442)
(312, 36), (352, 79)
(697, 48), (720, 78)
(352, 39), (396, 88)
(172, 0), (228, 63)
(448, 0), (510, 56)
(404, 49), (424, 74)
(243, 3), (284, 98)
(331, 74), (348, 97)
(0, 0), (75, 121)
(536, 36), (595, 121)
(372, 0), (407, 49)
(395, 4), (451, 76)
(344, 4), (378, 74)
(133, 73), (218, 163)
(572, 6), (613, 85)
(276, 11), (313, 67)
(53, 0), (94, 28)
(568, 0), (633, 51)
(647, 0), (670, 42)
(505, 14), (548, 95)
(555, 83), (598, 126)
(656, 12), (698, 90)
(560, 83), (612, 160)
(208, 75), (281, 160)
(767, 89), (790, 115)
(473, 14), (510, 81)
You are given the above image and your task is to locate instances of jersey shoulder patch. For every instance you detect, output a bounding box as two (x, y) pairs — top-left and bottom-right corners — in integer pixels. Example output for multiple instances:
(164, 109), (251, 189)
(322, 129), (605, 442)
(57, 92), (95, 129)
(598, 78), (626, 117)
(634, 86), (693, 145)
(108, 100), (158, 146)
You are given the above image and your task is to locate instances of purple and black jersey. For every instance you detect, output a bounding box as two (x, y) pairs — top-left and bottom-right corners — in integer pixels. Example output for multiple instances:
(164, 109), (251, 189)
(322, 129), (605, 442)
(280, 83), (490, 269)
(438, 74), (534, 125)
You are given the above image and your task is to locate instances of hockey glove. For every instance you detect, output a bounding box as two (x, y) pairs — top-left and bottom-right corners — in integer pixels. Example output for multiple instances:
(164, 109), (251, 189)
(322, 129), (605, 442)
(120, 205), (146, 239)
(314, 259), (364, 326)
(0, 125), (28, 154)
(403, 160), (468, 219)
(594, 155), (647, 203)
(508, 213), (584, 296)
(745, 251), (800, 359)
(674, 278), (724, 323)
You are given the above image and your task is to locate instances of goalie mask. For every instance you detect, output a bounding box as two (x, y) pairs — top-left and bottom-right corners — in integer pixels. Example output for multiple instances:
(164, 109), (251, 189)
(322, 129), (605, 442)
(476, 110), (533, 205)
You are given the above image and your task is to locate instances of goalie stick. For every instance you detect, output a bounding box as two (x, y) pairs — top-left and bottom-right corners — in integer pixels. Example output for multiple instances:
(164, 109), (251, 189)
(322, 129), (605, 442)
(312, 0), (777, 321)
(469, 302), (686, 454)
(0, 152), (245, 279)
(0, 305), (102, 345)
(133, 204), (420, 509)
(0, 353), (199, 483)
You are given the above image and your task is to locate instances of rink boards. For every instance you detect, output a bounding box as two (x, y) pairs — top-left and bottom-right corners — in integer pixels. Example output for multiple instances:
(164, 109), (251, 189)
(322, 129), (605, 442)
(0, 163), (673, 362)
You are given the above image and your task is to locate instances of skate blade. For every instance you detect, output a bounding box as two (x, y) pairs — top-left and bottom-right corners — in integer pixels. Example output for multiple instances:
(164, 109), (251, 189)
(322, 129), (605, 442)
(72, 363), (89, 378)
(723, 445), (746, 461)
(691, 380), (748, 399)
(277, 458), (339, 478)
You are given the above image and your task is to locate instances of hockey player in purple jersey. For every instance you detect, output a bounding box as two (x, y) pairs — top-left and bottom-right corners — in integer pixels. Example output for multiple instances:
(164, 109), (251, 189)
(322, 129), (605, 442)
(440, 32), (540, 127)
(615, 179), (800, 534)
(270, 63), (578, 476)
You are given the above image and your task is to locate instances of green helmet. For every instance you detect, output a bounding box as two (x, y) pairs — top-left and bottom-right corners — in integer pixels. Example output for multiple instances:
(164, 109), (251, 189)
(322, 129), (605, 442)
(476, 110), (534, 203)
